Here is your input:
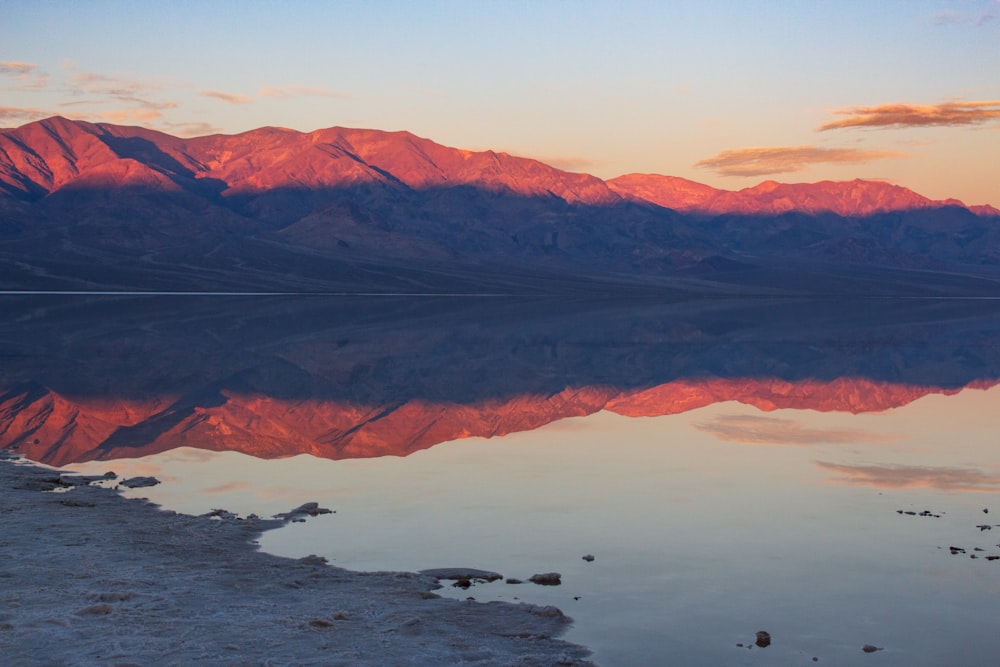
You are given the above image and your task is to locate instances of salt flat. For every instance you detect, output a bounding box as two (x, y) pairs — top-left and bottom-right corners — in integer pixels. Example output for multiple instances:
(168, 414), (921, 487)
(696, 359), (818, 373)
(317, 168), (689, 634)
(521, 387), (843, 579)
(0, 455), (591, 666)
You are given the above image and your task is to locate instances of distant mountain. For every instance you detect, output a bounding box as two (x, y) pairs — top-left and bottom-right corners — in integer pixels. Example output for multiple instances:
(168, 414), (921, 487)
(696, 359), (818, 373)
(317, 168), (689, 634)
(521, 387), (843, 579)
(1, 117), (999, 295)
(608, 174), (1000, 217)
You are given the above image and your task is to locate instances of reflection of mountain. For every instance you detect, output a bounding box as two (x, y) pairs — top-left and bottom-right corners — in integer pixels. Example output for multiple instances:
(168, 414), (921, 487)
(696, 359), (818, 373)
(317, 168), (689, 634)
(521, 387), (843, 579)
(2, 295), (1000, 465)
(2, 117), (1000, 295)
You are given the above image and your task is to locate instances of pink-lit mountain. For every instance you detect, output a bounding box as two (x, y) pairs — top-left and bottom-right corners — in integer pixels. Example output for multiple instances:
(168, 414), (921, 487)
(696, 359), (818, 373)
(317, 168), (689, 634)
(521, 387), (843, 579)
(1, 117), (999, 295)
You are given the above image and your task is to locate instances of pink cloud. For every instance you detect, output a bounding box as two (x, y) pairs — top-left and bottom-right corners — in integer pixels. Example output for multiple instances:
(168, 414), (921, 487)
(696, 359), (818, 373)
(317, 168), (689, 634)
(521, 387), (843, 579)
(199, 89), (254, 105)
(694, 145), (905, 177)
(819, 101), (1000, 131)
(0, 106), (51, 123)
(257, 84), (349, 99)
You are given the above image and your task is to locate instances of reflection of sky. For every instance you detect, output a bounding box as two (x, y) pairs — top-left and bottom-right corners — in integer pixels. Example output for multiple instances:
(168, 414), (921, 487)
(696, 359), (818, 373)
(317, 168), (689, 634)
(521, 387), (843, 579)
(65, 384), (1000, 666)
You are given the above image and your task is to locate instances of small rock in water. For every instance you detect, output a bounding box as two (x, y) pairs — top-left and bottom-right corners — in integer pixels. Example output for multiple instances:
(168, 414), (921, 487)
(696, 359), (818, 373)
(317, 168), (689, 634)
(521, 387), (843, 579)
(120, 476), (160, 489)
(755, 630), (771, 648)
(420, 568), (502, 583)
(862, 644), (882, 653)
(505, 578), (523, 584)
(529, 572), (562, 586)
(274, 501), (333, 521)
(582, 554), (595, 562)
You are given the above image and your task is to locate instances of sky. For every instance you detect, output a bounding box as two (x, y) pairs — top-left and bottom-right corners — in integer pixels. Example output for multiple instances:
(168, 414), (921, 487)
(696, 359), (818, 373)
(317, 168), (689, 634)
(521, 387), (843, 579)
(1, 0), (998, 206)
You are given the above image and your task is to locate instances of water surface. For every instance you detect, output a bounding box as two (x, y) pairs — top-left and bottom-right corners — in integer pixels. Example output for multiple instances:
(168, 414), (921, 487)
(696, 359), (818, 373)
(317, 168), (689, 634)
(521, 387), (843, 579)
(4, 295), (1000, 665)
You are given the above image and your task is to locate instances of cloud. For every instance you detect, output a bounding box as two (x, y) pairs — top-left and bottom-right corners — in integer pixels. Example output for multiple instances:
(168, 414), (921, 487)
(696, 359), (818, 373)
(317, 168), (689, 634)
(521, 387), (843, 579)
(200, 89), (254, 105)
(0, 106), (51, 123)
(162, 120), (222, 137)
(817, 461), (1000, 492)
(931, 5), (997, 26)
(0, 61), (51, 90)
(258, 84), (349, 99)
(694, 145), (905, 177)
(0, 61), (37, 77)
(819, 101), (1000, 131)
(695, 414), (898, 445)
(97, 108), (166, 124)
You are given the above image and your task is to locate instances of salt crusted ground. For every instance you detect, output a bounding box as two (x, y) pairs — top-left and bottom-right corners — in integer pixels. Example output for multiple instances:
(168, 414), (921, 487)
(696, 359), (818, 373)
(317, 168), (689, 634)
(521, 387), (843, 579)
(0, 455), (593, 666)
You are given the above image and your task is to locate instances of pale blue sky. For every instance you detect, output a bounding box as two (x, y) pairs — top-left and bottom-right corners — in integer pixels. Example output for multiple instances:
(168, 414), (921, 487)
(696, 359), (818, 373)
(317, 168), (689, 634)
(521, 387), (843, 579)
(2, 0), (998, 204)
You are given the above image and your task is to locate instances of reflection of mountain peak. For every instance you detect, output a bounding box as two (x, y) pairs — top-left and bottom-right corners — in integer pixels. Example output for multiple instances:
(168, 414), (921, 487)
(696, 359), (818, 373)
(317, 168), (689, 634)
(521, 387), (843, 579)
(3, 296), (1000, 466)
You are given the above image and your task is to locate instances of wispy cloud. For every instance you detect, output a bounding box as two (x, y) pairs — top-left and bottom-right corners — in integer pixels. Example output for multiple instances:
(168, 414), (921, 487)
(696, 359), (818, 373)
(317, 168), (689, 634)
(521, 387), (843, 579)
(819, 101), (1000, 131)
(0, 105), (52, 123)
(97, 108), (167, 124)
(817, 461), (1000, 492)
(0, 61), (37, 77)
(258, 84), (349, 99)
(162, 120), (223, 137)
(931, 4), (997, 27)
(694, 145), (905, 177)
(0, 61), (51, 90)
(695, 414), (897, 445)
(199, 89), (254, 105)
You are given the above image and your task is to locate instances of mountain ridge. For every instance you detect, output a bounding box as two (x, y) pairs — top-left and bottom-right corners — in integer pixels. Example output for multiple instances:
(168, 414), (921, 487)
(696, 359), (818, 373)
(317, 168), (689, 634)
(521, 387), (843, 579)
(2, 116), (996, 215)
(2, 116), (999, 295)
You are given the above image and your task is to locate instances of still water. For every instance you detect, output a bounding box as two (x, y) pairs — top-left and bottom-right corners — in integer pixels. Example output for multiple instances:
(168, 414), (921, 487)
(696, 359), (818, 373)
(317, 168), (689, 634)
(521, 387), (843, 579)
(4, 295), (1000, 665)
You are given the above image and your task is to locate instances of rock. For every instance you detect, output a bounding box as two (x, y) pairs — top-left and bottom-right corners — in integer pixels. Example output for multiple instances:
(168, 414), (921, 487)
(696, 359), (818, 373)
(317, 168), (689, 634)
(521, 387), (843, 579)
(529, 572), (562, 586)
(308, 618), (333, 628)
(529, 605), (565, 618)
(755, 630), (771, 648)
(976, 525), (993, 531)
(419, 568), (503, 583)
(274, 502), (333, 521)
(582, 554), (595, 562)
(505, 578), (523, 584)
(949, 546), (966, 555)
(87, 592), (134, 602)
(862, 644), (882, 653)
(120, 476), (160, 489)
(60, 472), (117, 486)
(76, 603), (113, 616)
(298, 554), (328, 566)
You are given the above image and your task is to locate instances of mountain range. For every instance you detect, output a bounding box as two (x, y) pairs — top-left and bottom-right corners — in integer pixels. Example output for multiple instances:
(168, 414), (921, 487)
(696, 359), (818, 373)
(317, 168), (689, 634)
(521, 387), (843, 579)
(2, 117), (999, 295)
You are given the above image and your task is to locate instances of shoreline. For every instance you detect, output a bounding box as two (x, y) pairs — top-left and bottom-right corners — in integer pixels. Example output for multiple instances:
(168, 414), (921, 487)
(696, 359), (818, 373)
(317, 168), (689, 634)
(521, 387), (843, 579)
(0, 455), (593, 666)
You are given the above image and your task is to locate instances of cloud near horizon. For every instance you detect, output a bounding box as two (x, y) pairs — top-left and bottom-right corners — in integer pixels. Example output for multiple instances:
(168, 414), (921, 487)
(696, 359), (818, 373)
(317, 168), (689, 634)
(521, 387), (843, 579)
(259, 84), (349, 99)
(820, 101), (1000, 131)
(0, 106), (51, 123)
(694, 145), (905, 177)
(817, 461), (1000, 492)
(199, 89), (254, 105)
(695, 414), (898, 445)
(0, 61), (37, 76)
(0, 61), (50, 90)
